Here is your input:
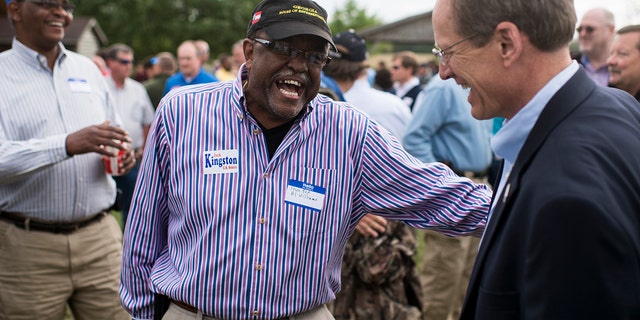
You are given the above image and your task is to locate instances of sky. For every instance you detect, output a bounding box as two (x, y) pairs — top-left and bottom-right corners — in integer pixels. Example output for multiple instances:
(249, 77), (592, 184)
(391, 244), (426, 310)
(317, 0), (639, 27)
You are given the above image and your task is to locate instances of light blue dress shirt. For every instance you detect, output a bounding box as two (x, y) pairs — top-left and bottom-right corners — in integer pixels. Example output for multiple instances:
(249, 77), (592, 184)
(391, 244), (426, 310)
(403, 76), (493, 172)
(0, 39), (121, 221)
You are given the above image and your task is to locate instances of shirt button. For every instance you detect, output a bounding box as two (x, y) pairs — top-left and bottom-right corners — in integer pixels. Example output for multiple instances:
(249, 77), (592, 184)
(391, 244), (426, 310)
(256, 263), (262, 271)
(263, 173), (269, 178)
(253, 129), (260, 135)
(238, 113), (243, 120)
(253, 310), (259, 316)
(259, 217), (266, 224)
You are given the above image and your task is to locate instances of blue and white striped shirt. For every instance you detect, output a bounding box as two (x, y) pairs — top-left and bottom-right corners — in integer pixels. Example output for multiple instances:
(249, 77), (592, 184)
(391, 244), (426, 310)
(0, 39), (120, 221)
(120, 68), (492, 320)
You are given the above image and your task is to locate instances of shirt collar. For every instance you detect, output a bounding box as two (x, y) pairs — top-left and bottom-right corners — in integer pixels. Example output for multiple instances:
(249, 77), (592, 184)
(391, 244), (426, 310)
(491, 61), (579, 166)
(12, 37), (67, 71)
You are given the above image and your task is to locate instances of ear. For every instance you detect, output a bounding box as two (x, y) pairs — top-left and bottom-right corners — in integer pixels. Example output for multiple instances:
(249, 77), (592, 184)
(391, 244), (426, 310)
(7, 1), (22, 23)
(243, 39), (254, 69)
(494, 21), (522, 68)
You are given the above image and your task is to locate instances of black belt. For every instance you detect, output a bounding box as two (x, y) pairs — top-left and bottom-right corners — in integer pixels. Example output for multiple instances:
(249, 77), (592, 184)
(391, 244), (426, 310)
(0, 211), (107, 234)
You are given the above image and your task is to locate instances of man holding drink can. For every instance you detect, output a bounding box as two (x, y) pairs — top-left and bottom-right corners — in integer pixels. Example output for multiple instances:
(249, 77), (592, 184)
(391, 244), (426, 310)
(0, 0), (135, 318)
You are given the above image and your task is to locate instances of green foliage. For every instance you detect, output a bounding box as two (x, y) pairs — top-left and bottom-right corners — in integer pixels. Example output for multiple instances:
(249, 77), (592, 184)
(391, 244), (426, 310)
(72, 0), (382, 62)
(328, 0), (382, 34)
(74, 0), (259, 60)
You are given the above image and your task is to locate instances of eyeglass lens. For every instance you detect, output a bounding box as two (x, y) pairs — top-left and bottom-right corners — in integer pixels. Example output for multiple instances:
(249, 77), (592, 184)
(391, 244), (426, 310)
(30, 0), (75, 14)
(255, 38), (329, 67)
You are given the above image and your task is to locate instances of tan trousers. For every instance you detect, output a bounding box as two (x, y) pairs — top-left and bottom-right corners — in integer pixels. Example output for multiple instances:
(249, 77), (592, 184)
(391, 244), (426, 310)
(0, 215), (130, 320)
(163, 303), (334, 320)
(420, 231), (479, 320)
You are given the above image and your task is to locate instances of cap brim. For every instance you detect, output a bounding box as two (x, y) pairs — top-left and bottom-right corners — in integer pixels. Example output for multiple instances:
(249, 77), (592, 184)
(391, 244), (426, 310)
(263, 21), (336, 51)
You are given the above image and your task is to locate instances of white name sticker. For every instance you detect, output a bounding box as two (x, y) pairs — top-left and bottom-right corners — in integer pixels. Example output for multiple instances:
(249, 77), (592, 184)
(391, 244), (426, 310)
(203, 149), (239, 175)
(284, 179), (326, 212)
(68, 78), (92, 93)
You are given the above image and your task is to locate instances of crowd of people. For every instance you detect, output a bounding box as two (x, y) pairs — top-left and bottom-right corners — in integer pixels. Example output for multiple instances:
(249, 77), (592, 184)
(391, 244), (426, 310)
(1, 0), (639, 319)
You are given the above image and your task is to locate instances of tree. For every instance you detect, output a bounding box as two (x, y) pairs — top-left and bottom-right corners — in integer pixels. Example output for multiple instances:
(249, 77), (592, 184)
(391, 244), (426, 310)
(328, 0), (383, 34)
(74, 0), (258, 61)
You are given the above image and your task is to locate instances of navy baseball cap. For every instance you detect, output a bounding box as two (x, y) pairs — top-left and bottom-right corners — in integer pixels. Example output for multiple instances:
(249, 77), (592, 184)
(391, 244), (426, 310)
(331, 30), (367, 62)
(247, 0), (336, 50)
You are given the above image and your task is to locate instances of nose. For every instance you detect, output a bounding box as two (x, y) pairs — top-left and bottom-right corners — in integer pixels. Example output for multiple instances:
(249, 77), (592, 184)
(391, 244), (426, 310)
(439, 63), (454, 80)
(606, 53), (616, 67)
(286, 52), (309, 73)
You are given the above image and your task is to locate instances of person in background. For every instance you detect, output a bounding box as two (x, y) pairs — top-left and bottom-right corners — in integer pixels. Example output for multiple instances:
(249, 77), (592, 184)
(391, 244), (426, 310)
(1, 1), (135, 319)
(432, 0), (640, 318)
(119, 0), (492, 319)
(231, 39), (246, 76)
(373, 67), (395, 94)
(104, 43), (155, 227)
(391, 51), (423, 111)
(163, 40), (218, 95)
(607, 24), (640, 101)
(574, 7), (616, 86)
(194, 39), (213, 73)
(403, 75), (493, 320)
(214, 53), (236, 81)
(142, 56), (156, 82)
(323, 29), (420, 319)
(143, 52), (178, 109)
(92, 54), (110, 76)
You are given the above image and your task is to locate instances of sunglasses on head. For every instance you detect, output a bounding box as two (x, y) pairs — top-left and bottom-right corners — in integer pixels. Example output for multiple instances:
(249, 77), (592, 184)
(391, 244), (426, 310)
(576, 26), (595, 34)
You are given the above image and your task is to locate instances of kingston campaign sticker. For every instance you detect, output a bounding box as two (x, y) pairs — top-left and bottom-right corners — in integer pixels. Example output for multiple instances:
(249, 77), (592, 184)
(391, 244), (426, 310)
(284, 179), (326, 211)
(203, 149), (239, 174)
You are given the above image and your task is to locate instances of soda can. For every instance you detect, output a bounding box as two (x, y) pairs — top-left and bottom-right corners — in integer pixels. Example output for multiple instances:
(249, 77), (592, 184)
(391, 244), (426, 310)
(103, 140), (126, 176)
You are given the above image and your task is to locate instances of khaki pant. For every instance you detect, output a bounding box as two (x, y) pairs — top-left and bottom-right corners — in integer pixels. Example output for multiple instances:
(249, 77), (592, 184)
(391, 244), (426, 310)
(0, 215), (130, 320)
(420, 231), (479, 320)
(163, 303), (334, 320)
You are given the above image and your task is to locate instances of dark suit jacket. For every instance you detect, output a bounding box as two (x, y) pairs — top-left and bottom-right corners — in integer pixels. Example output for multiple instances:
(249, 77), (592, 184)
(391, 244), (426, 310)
(460, 68), (640, 319)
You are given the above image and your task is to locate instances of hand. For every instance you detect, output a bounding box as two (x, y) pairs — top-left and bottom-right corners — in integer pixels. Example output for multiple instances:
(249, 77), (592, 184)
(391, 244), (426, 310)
(65, 121), (132, 157)
(355, 214), (387, 238)
(116, 144), (137, 175)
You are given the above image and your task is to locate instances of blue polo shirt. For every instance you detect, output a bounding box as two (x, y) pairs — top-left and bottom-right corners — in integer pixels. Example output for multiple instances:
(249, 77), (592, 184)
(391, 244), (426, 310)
(163, 69), (218, 95)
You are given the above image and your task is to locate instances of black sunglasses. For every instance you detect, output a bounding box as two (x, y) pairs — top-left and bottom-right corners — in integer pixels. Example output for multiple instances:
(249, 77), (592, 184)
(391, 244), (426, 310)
(576, 26), (595, 34)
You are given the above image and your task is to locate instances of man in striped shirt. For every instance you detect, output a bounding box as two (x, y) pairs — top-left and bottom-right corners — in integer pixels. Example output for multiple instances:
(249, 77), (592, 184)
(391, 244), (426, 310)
(120, 0), (492, 319)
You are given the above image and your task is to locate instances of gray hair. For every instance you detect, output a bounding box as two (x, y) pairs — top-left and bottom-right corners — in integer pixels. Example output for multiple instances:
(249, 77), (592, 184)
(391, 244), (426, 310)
(105, 43), (134, 60)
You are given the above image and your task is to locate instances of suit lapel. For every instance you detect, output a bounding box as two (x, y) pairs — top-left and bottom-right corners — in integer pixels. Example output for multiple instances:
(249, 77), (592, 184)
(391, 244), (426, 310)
(460, 68), (597, 318)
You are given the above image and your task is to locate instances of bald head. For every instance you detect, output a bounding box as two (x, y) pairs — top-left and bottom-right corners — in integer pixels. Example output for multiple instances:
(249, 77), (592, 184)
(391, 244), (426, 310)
(577, 8), (616, 61)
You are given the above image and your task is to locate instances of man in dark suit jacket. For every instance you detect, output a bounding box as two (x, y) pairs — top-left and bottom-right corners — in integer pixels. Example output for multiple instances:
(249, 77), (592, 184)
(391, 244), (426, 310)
(432, 0), (640, 319)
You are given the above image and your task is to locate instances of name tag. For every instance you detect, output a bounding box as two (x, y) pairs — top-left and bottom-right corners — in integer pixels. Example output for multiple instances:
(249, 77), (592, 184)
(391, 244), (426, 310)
(203, 149), (239, 174)
(285, 179), (326, 212)
(68, 78), (92, 93)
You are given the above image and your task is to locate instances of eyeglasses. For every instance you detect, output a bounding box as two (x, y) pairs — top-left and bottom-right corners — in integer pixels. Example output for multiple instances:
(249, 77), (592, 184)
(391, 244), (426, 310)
(576, 26), (595, 34)
(117, 59), (133, 65)
(253, 38), (331, 67)
(27, 0), (75, 14)
(432, 33), (478, 66)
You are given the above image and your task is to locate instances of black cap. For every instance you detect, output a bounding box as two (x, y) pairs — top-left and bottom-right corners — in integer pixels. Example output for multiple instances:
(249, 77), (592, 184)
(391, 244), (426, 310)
(331, 30), (367, 62)
(247, 0), (335, 50)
